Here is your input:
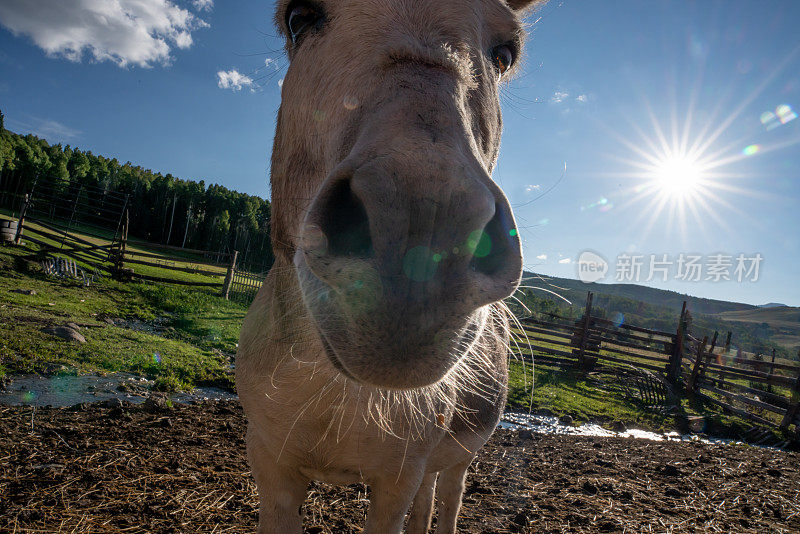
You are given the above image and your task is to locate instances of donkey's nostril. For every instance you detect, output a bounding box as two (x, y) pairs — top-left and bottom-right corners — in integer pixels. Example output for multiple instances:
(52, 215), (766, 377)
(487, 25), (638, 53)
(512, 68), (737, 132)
(317, 177), (374, 258)
(469, 203), (515, 276)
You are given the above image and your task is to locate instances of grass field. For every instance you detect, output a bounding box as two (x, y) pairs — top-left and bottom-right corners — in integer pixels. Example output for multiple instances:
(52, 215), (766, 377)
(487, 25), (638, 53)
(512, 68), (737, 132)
(15, 215), (231, 286)
(0, 224), (786, 439)
(0, 239), (245, 391)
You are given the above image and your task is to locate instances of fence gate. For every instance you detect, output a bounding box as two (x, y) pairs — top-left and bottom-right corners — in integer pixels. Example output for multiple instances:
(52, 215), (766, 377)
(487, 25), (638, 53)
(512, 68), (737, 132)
(228, 270), (266, 304)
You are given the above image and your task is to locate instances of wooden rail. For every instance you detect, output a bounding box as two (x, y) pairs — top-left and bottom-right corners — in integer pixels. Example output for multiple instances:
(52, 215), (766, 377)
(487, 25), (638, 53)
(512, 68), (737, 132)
(518, 293), (800, 438)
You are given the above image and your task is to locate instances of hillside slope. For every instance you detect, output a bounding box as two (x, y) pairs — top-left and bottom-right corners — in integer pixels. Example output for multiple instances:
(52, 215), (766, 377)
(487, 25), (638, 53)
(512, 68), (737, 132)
(519, 272), (798, 356)
(718, 306), (800, 353)
(523, 272), (757, 315)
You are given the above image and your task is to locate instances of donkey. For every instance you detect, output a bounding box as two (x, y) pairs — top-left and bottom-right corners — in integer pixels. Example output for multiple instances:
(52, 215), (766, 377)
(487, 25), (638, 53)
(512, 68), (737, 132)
(236, 1), (544, 532)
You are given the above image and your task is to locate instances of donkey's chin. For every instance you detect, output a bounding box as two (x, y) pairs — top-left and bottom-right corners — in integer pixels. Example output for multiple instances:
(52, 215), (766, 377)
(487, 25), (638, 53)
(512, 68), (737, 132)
(315, 319), (484, 390)
(295, 255), (488, 389)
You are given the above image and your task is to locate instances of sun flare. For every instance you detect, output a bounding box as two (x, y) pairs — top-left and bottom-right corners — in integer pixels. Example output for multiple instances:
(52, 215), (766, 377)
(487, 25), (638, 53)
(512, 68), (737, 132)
(603, 98), (762, 243)
(653, 155), (702, 198)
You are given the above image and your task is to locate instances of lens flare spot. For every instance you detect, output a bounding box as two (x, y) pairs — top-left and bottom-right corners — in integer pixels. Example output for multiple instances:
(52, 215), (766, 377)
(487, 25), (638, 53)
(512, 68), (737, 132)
(611, 312), (625, 327)
(466, 230), (492, 258)
(509, 228), (518, 237)
(742, 144), (760, 156)
(21, 391), (36, 403)
(432, 253), (442, 263)
(581, 197), (611, 212)
(777, 104), (798, 124)
(761, 105), (797, 130)
(343, 96), (359, 110)
(152, 352), (162, 364)
(403, 246), (438, 282)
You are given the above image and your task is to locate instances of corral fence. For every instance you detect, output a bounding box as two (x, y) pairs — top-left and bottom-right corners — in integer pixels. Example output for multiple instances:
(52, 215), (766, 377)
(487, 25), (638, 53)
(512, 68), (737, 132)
(4, 188), (267, 304)
(684, 332), (800, 437)
(516, 292), (800, 440)
(517, 292), (686, 379)
(228, 269), (266, 304)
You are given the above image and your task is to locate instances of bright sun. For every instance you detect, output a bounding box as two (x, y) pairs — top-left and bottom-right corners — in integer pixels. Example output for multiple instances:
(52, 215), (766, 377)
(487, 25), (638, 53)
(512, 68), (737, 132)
(654, 155), (702, 198)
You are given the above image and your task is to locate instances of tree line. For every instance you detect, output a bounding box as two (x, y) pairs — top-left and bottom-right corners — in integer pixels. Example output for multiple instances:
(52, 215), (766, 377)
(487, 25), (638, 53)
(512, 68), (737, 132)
(0, 111), (274, 272)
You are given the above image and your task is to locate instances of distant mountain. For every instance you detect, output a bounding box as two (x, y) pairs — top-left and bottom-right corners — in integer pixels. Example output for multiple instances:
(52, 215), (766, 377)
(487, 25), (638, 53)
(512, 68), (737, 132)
(759, 303), (788, 309)
(518, 272), (799, 356)
(717, 306), (800, 354)
(718, 306), (800, 326)
(522, 272), (757, 315)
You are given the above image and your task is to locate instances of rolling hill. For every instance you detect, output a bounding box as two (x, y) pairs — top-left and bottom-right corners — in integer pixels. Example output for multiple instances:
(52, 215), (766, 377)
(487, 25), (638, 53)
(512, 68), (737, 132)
(522, 272), (757, 315)
(717, 306), (800, 353)
(519, 272), (800, 357)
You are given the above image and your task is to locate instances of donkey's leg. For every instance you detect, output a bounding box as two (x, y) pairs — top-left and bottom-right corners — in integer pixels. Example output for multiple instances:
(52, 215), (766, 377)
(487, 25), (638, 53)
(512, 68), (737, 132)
(247, 431), (308, 534)
(406, 472), (437, 534)
(433, 460), (471, 534)
(364, 472), (425, 534)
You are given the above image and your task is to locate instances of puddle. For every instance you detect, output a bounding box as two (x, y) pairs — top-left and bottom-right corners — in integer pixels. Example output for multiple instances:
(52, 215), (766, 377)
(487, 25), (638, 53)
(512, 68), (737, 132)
(0, 373), (236, 407)
(0, 377), (782, 450)
(500, 412), (748, 447)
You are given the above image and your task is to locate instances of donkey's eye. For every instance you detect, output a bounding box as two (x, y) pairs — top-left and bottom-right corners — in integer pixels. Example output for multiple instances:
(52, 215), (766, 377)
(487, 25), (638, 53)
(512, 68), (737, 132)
(286, 2), (324, 44)
(490, 44), (515, 77)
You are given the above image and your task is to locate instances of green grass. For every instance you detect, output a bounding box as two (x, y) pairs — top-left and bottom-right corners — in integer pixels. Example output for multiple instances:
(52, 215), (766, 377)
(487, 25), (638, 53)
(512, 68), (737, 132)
(0, 225), (788, 439)
(0, 240), (246, 391)
(505, 359), (781, 439)
(14, 216), (229, 286)
(506, 361), (676, 431)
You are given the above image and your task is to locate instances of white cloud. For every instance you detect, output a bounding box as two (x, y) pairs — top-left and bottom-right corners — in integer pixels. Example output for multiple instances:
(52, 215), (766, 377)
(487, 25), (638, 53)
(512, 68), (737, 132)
(550, 91), (569, 104)
(192, 0), (213, 11)
(558, 258), (572, 264)
(6, 116), (80, 142)
(536, 254), (548, 260)
(264, 57), (275, 68)
(278, 78), (284, 88)
(576, 94), (588, 103)
(525, 184), (541, 193)
(217, 69), (254, 92)
(0, 0), (209, 68)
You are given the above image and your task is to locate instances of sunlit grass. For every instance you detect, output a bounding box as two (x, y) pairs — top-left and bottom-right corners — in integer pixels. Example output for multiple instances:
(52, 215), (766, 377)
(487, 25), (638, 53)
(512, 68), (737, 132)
(0, 242), (246, 390)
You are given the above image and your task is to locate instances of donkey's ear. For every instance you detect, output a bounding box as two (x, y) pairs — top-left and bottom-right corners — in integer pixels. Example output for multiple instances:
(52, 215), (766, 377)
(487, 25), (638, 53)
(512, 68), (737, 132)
(506, 0), (547, 12)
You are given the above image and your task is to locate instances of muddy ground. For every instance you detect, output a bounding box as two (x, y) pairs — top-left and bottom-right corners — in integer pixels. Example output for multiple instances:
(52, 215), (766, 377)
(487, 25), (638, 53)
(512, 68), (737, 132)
(1, 401), (798, 533)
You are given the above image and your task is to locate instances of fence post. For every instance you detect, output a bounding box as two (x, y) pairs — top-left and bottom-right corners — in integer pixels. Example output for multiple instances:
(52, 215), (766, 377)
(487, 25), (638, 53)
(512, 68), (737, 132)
(780, 360), (800, 431)
(700, 331), (719, 379)
(222, 250), (239, 300)
(576, 291), (594, 369)
(767, 348), (777, 394)
(113, 210), (129, 280)
(120, 210), (129, 276)
(667, 301), (687, 385)
(686, 335), (709, 395)
(13, 193), (30, 244)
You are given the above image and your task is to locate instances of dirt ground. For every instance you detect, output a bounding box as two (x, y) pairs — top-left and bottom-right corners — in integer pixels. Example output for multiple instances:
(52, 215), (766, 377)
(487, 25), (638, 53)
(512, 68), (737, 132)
(1, 400), (798, 533)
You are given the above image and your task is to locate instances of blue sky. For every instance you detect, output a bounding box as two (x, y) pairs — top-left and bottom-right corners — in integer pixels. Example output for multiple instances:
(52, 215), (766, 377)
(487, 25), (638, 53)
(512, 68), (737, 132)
(1, 0), (799, 306)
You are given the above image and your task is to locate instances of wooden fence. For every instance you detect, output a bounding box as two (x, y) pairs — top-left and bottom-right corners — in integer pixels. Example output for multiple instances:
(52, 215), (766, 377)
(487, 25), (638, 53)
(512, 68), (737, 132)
(228, 270), (266, 304)
(10, 213), (265, 304)
(685, 333), (800, 432)
(517, 292), (685, 377)
(11, 210), (800, 437)
(515, 292), (800, 438)
(19, 218), (115, 277)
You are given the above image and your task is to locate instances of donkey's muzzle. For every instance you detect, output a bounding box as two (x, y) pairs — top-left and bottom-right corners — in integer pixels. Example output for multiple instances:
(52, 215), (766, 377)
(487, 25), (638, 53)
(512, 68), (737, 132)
(300, 157), (522, 311)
